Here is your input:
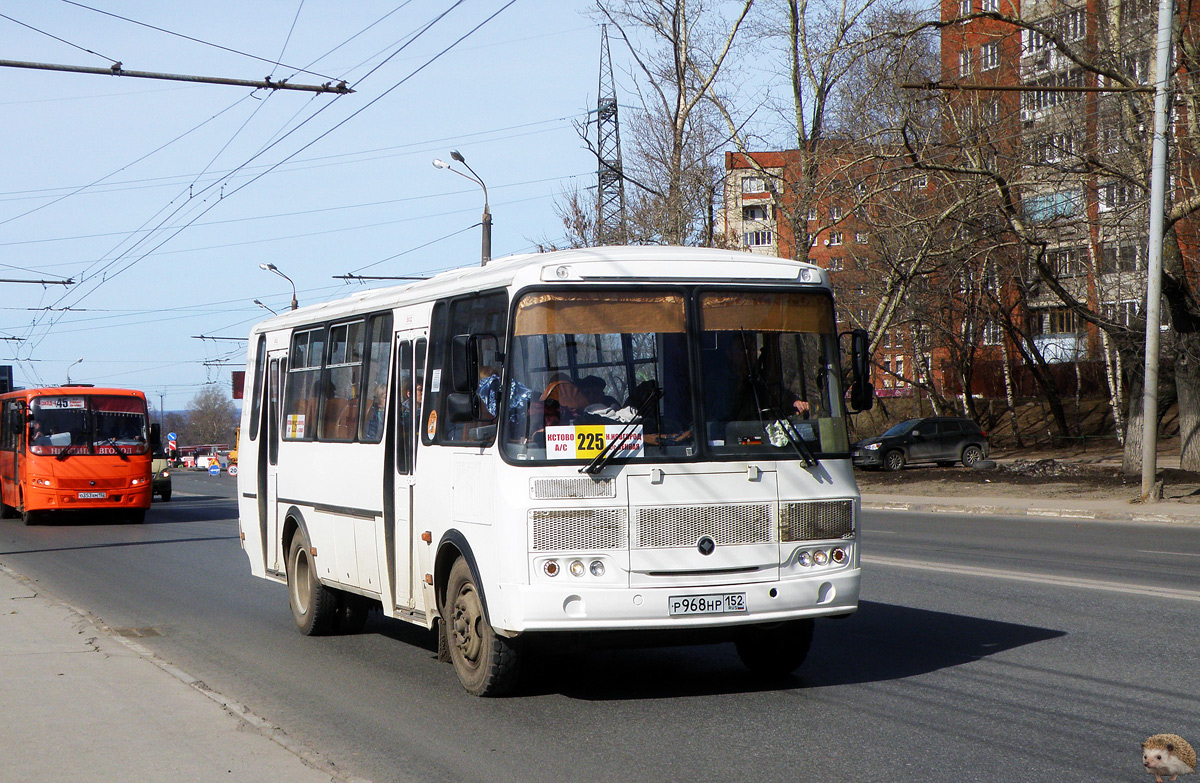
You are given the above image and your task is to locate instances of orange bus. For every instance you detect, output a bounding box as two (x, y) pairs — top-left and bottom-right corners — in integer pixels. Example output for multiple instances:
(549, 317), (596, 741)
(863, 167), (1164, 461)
(0, 386), (153, 524)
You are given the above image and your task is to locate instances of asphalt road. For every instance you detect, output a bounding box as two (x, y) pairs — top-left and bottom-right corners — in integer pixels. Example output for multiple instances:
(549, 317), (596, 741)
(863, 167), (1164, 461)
(1, 471), (1197, 783)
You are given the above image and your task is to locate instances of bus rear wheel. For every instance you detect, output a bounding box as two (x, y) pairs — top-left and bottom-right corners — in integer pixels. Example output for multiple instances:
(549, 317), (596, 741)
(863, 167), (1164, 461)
(734, 619), (815, 677)
(287, 528), (337, 635)
(443, 557), (521, 696)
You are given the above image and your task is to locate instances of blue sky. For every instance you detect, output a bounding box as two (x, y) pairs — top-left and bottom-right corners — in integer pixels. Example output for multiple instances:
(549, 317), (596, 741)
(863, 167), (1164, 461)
(0, 1), (611, 410)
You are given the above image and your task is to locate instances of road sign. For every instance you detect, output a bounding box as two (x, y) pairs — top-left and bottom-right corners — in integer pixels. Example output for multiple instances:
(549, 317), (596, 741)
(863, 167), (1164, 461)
(167, 432), (177, 442)
(227, 464), (238, 477)
(208, 463), (221, 476)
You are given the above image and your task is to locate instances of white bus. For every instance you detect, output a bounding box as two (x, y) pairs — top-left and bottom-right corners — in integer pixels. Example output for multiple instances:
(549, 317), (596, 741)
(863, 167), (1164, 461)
(237, 246), (874, 695)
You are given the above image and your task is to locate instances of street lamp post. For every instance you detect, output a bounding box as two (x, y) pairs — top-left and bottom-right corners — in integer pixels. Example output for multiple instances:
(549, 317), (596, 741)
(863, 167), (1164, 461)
(253, 298), (279, 315)
(259, 263), (298, 310)
(65, 357), (83, 384)
(433, 150), (491, 265)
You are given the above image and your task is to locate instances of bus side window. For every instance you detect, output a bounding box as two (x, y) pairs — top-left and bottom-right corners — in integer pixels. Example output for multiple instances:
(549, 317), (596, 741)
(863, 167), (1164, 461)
(283, 328), (323, 441)
(427, 291), (508, 446)
(360, 313), (393, 444)
(248, 335), (267, 441)
(396, 341), (413, 474)
(320, 320), (365, 442)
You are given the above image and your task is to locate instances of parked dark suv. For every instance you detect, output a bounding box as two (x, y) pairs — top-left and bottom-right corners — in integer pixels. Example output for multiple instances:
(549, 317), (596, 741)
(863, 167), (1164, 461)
(853, 417), (989, 471)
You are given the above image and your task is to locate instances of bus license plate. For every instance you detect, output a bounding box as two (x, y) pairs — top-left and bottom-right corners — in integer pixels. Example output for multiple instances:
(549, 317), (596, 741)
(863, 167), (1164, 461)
(668, 593), (747, 616)
(77, 492), (106, 499)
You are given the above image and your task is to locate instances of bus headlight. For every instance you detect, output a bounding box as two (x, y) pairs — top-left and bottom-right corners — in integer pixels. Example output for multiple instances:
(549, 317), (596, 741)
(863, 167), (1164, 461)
(831, 547), (847, 564)
(813, 550), (829, 566)
(569, 560), (586, 577)
(543, 560), (560, 577)
(797, 551), (813, 567)
(589, 560), (605, 577)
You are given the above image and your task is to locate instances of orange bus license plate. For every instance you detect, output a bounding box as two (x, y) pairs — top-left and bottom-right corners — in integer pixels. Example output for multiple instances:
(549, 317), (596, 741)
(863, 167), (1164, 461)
(78, 491), (106, 499)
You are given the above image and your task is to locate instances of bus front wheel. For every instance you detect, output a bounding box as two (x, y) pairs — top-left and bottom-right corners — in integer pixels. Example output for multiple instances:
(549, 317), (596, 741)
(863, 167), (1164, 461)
(734, 618), (815, 677)
(287, 528), (337, 635)
(443, 557), (521, 696)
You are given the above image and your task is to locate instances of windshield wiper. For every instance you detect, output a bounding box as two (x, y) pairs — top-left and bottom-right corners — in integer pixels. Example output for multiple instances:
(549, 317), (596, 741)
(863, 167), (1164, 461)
(579, 386), (664, 475)
(103, 437), (129, 461)
(764, 405), (819, 467)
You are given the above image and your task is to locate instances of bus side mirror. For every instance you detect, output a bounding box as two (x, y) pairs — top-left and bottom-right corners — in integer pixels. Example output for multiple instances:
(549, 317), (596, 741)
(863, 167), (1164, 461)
(849, 329), (874, 412)
(449, 334), (477, 394)
(446, 392), (480, 422)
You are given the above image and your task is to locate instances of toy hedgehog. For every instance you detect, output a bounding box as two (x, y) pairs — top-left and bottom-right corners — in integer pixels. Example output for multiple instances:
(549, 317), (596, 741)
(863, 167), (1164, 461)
(1143, 735), (1196, 783)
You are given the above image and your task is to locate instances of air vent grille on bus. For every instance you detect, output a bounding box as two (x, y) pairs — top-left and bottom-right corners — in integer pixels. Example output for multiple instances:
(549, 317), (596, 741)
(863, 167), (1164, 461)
(530, 508), (627, 551)
(779, 500), (854, 542)
(529, 477), (616, 499)
(634, 504), (773, 549)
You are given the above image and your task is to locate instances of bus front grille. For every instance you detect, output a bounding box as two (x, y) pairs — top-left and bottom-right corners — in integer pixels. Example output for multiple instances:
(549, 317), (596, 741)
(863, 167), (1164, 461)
(779, 500), (854, 542)
(634, 504), (774, 549)
(529, 508), (627, 551)
(529, 477), (616, 499)
(57, 478), (127, 490)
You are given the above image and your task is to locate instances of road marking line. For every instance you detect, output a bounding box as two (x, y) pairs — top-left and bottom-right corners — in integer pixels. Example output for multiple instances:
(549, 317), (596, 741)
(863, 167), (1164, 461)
(862, 554), (1200, 602)
(1138, 549), (1200, 558)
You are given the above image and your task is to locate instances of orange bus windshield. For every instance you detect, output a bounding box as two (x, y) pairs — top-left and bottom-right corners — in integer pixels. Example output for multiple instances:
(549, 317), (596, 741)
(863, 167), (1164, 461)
(28, 394), (150, 457)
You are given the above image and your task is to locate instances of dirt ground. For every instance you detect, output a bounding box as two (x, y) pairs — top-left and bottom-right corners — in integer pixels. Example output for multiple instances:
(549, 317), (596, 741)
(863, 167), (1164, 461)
(853, 446), (1200, 505)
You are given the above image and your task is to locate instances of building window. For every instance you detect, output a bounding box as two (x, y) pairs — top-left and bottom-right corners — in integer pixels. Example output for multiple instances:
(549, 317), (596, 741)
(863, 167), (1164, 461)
(1099, 181), (1137, 212)
(959, 49), (973, 77)
(1103, 300), (1141, 327)
(981, 41), (1000, 70)
(983, 320), (1004, 346)
(959, 0), (972, 16)
(914, 174), (928, 189)
(744, 230), (774, 247)
(829, 231), (844, 246)
(742, 204), (770, 222)
(807, 206), (818, 221)
(741, 176), (767, 193)
(1100, 241), (1140, 273)
(1063, 8), (1085, 39)
(828, 257), (844, 271)
(830, 205), (842, 221)
(1035, 307), (1079, 335)
(981, 0), (998, 11)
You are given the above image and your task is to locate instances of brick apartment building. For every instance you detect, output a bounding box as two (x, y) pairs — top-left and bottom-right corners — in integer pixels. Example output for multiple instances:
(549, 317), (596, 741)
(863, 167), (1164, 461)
(723, 0), (1179, 406)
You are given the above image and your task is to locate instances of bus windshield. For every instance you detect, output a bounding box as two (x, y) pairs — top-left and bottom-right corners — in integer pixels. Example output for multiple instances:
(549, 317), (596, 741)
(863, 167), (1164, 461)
(501, 288), (849, 464)
(28, 394), (149, 456)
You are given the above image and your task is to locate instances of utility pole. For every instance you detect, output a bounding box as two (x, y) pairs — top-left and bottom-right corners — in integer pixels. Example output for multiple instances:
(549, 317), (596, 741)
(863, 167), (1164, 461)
(595, 25), (627, 246)
(1140, 0), (1176, 502)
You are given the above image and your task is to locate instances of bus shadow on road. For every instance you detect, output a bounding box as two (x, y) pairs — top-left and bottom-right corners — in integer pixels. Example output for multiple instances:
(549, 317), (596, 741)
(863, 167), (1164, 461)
(524, 600), (1064, 700)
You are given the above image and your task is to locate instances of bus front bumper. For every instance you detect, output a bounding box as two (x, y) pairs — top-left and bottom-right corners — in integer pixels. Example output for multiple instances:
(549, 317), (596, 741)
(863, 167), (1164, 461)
(496, 568), (860, 634)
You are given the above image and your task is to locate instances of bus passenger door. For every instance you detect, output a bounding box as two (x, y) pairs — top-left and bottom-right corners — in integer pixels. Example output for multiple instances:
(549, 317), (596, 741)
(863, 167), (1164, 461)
(265, 353), (286, 573)
(390, 336), (425, 610)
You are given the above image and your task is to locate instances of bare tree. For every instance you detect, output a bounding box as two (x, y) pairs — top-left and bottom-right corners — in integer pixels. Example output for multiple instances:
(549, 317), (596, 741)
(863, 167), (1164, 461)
(186, 385), (238, 446)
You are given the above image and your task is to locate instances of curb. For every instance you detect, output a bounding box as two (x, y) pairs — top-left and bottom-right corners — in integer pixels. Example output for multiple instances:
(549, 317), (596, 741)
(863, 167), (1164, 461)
(861, 499), (1200, 526)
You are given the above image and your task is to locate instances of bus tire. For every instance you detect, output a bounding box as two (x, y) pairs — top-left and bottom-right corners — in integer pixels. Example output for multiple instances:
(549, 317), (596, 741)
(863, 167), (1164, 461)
(287, 528), (337, 636)
(443, 557), (521, 697)
(734, 618), (815, 677)
(334, 592), (371, 634)
(21, 508), (40, 526)
(128, 509), (146, 524)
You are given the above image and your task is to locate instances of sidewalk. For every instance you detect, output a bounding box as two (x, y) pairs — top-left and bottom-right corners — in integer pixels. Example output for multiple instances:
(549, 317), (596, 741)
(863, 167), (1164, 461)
(0, 564), (355, 783)
(859, 491), (1200, 524)
(859, 446), (1200, 525)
